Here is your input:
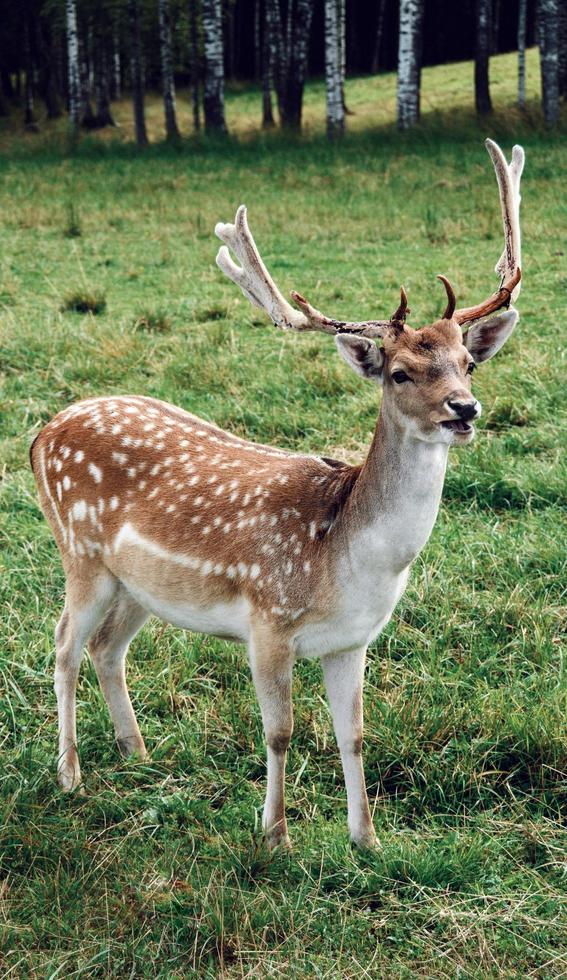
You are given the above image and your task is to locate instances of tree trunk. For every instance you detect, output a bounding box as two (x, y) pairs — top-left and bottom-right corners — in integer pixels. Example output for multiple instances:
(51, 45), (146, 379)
(189, 0), (201, 131)
(475, 0), (492, 114)
(111, 28), (121, 100)
(558, 3), (567, 99)
(78, 29), (96, 127)
(396, 0), (424, 130)
(372, 0), (387, 73)
(127, 0), (148, 145)
(517, 0), (527, 109)
(65, 0), (81, 131)
(94, 38), (115, 126)
(325, 0), (344, 138)
(539, 0), (560, 127)
(254, 0), (261, 79)
(158, 0), (180, 139)
(23, 18), (38, 131)
(261, 0), (275, 127)
(202, 0), (227, 133)
(269, 0), (314, 130)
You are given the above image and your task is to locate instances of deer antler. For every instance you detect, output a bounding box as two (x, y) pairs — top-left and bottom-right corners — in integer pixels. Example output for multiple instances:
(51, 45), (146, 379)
(452, 139), (523, 326)
(215, 205), (405, 339)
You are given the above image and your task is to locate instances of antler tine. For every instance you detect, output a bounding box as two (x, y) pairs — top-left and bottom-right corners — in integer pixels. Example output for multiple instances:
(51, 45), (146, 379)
(391, 285), (409, 323)
(437, 275), (456, 320)
(453, 140), (523, 326)
(215, 205), (402, 340)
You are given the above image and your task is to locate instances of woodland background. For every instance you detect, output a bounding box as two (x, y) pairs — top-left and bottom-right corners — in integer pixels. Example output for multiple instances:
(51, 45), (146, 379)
(1, 0), (566, 141)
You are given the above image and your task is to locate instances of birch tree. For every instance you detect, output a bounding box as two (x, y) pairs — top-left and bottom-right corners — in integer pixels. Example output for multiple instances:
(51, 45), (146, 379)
(158, 0), (180, 139)
(325, 0), (344, 138)
(261, 0), (275, 127)
(396, 0), (424, 130)
(475, 0), (492, 114)
(267, 0), (314, 130)
(517, 0), (527, 110)
(189, 0), (200, 131)
(539, 0), (559, 127)
(202, 0), (227, 133)
(65, 0), (81, 131)
(127, 0), (148, 145)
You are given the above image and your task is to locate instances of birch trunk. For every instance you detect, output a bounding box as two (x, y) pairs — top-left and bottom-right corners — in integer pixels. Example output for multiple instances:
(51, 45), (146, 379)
(65, 0), (81, 131)
(475, 0), (492, 114)
(325, 0), (344, 138)
(539, 0), (559, 127)
(261, 0), (275, 127)
(396, 0), (423, 130)
(78, 30), (96, 127)
(189, 0), (200, 131)
(112, 28), (121, 100)
(558, 3), (567, 99)
(517, 0), (527, 109)
(158, 0), (180, 139)
(202, 0), (227, 133)
(127, 0), (148, 145)
(271, 0), (314, 130)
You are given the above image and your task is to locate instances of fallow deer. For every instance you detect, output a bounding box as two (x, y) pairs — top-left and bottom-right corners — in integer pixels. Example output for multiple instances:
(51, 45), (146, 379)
(31, 139), (523, 848)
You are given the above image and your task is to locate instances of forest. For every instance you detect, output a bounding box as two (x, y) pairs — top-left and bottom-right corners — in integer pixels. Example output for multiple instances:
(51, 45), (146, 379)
(1, 0), (566, 141)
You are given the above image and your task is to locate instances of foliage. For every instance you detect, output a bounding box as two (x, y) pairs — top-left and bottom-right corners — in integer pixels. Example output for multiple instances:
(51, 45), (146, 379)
(0, 59), (566, 976)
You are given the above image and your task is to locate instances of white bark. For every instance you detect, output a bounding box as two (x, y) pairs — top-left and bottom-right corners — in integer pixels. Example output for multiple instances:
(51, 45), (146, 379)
(325, 0), (344, 138)
(539, 0), (560, 127)
(65, 0), (81, 130)
(202, 0), (227, 132)
(158, 0), (180, 139)
(396, 0), (423, 130)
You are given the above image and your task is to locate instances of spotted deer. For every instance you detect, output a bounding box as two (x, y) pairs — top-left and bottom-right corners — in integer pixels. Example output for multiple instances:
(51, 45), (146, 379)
(31, 140), (523, 848)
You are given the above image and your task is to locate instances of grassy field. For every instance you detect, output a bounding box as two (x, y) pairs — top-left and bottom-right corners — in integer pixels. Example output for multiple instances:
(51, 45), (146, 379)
(1, 51), (566, 977)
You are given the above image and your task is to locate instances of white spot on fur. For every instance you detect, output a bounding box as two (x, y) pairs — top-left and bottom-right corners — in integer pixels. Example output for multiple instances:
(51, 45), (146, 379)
(74, 450), (84, 464)
(73, 500), (87, 521)
(88, 463), (102, 483)
(109, 496), (119, 510)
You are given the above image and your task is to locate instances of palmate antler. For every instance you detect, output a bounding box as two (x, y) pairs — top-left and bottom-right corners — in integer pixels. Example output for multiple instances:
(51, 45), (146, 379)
(215, 206), (407, 339)
(215, 139), (523, 336)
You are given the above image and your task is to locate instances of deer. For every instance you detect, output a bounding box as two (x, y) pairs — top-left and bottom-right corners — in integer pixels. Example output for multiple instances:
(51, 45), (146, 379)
(30, 139), (523, 849)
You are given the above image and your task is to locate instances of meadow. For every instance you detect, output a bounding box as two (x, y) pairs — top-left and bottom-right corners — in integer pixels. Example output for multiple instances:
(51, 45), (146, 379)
(0, 50), (566, 977)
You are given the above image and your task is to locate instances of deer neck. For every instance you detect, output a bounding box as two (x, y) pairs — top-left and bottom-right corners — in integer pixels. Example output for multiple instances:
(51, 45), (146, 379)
(342, 401), (449, 572)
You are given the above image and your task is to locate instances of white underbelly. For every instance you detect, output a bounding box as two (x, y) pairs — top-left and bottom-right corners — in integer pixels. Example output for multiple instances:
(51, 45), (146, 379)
(119, 577), (251, 642)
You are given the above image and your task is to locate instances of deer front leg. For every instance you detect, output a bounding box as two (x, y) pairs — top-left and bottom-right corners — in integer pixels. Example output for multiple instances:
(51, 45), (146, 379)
(321, 647), (377, 848)
(249, 630), (294, 850)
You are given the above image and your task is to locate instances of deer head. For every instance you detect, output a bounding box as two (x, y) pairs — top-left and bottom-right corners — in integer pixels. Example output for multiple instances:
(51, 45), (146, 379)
(215, 139), (523, 447)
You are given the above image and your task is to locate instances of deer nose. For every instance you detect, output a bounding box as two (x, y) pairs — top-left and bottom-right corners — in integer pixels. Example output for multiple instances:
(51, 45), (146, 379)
(447, 399), (480, 421)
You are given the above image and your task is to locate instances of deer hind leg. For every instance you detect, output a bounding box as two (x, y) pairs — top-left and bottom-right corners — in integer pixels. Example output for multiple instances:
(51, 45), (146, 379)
(88, 587), (149, 759)
(54, 566), (118, 792)
(249, 628), (294, 849)
(321, 647), (377, 848)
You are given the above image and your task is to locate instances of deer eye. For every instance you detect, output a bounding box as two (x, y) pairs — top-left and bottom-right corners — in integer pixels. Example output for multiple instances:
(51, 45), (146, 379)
(391, 370), (411, 384)
(466, 361), (476, 375)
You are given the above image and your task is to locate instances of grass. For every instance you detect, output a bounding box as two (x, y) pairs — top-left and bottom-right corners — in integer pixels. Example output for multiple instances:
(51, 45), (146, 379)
(0, 50), (566, 977)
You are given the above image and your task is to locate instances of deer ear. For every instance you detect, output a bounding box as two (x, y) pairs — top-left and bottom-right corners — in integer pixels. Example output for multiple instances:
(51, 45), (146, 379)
(335, 335), (385, 383)
(462, 309), (519, 363)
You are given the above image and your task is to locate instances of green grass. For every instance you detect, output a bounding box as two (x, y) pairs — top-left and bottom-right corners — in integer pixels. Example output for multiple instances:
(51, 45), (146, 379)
(1, 51), (566, 977)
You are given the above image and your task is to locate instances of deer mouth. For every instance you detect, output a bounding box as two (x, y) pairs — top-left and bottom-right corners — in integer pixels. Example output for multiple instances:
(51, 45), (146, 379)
(439, 419), (474, 434)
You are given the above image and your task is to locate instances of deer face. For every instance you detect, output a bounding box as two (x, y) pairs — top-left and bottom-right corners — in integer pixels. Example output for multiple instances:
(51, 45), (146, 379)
(335, 308), (519, 446)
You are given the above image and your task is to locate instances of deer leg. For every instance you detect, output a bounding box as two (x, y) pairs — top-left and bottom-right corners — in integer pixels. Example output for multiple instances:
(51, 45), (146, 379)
(54, 568), (118, 791)
(321, 647), (376, 847)
(249, 631), (294, 849)
(88, 588), (149, 759)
